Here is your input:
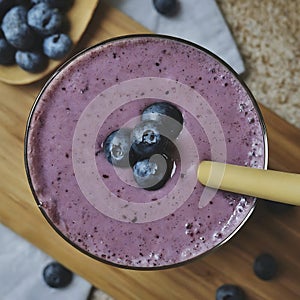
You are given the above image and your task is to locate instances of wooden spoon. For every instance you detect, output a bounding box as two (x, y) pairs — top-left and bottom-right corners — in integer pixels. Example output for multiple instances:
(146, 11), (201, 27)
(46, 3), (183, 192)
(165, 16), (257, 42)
(0, 0), (99, 85)
(198, 161), (300, 205)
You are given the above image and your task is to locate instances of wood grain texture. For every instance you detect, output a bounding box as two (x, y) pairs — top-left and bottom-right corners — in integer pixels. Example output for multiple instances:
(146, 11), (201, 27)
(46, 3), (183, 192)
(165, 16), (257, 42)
(0, 2), (299, 300)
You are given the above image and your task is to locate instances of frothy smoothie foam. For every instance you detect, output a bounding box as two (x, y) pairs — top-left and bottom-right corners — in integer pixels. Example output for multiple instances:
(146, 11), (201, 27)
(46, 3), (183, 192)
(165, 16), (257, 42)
(25, 35), (267, 269)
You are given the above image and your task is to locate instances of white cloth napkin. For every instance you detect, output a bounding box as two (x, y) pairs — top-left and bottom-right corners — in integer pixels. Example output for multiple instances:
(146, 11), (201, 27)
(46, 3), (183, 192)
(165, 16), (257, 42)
(0, 224), (91, 300)
(107, 0), (245, 74)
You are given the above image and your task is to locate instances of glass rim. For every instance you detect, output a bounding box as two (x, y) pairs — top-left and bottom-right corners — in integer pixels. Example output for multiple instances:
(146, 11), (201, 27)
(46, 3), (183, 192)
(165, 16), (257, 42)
(24, 33), (269, 270)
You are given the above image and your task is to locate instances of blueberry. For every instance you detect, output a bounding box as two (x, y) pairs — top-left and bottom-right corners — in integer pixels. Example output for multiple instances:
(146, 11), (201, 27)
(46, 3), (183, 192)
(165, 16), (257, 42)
(152, 0), (179, 16)
(43, 33), (72, 59)
(15, 50), (48, 72)
(129, 120), (174, 165)
(132, 153), (174, 190)
(141, 102), (183, 139)
(103, 128), (131, 168)
(131, 120), (163, 155)
(253, 253), (278, 280)
(27, 3), (64, 36)
(216, 284), (246, 300)
(0, 38), (16, 65)
(30, 0), (74, 11)
(43, 261), (73, 288)
(1, 6), (36, 50)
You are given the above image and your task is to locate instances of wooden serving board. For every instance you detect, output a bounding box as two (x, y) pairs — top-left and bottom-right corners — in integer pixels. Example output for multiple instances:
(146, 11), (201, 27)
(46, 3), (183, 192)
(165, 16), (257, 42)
(0, 3), (299, 300)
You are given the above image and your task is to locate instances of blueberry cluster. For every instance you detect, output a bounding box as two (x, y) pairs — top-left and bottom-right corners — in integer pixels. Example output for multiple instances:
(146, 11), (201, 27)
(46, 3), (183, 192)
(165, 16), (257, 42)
(103, 102), (183, 191)
(0, 0), (73, 72)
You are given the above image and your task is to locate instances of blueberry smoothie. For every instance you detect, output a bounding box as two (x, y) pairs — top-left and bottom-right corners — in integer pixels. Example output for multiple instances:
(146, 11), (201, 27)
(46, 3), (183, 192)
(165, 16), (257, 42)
(25, 35), (267, 269)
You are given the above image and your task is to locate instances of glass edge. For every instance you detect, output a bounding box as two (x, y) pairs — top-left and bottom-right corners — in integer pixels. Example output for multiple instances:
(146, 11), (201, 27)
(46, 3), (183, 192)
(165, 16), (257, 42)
(23, 33), (269, 271)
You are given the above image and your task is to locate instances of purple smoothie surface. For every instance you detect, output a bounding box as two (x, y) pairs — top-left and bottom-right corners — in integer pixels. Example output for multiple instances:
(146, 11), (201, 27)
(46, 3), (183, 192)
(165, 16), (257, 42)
(26, 35), (266, 268)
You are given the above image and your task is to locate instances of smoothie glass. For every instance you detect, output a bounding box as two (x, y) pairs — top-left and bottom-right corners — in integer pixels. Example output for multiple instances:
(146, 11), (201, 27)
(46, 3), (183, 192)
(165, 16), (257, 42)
(25, 34), (268, 269)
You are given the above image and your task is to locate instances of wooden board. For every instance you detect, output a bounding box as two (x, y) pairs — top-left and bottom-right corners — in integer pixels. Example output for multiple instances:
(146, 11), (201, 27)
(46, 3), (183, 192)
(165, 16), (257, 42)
(0, 3), (299, 300)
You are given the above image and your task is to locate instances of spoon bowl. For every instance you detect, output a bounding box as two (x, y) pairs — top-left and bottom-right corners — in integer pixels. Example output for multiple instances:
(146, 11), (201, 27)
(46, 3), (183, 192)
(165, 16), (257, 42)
(0, 0), (99, 85)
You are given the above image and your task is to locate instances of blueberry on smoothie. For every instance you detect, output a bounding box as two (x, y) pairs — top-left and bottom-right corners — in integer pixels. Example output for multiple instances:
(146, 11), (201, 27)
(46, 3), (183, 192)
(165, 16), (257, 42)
(43, 33), (72, 59)
(253, 253), (277, 280)
(43, 262), (73, 288)
(1, 6), (36, 50)
(152, 0), (179, 16)
(141, 102), (183, 140)
(216, 284), (246, 300)
(130, 120), (171, 161)
(103, 128), (132, 168)
(27, 3), (63, 36)
(132, 153), (174, 190)
(0, 38), (15, 65)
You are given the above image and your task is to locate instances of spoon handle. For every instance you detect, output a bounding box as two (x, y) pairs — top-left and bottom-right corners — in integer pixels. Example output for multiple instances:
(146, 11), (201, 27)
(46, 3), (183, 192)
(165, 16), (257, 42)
(197, 161), (300, 205)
